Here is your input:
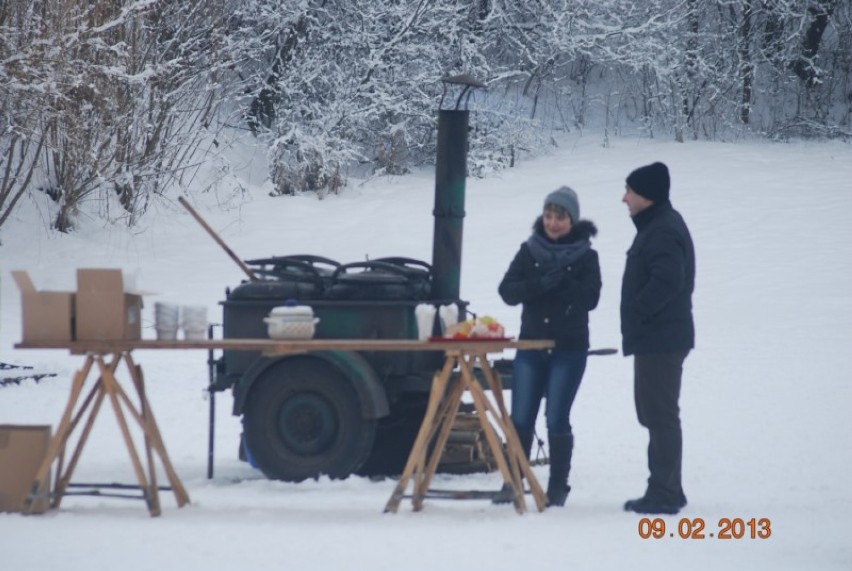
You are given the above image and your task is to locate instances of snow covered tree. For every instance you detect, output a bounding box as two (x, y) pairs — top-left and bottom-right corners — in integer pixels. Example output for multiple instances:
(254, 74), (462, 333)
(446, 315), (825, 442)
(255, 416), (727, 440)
(227, 1), (472, 195)
(2, 0), (849, 233)
(1, 0), (238, 231)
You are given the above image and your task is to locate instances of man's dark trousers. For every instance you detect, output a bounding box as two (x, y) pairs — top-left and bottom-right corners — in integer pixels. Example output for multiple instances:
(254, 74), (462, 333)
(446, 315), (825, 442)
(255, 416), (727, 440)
(634, 351), (689, 504)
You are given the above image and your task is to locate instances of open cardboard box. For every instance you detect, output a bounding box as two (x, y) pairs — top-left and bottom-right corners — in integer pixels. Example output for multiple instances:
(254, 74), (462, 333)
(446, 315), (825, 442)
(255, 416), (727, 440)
(11, 270), (75, 342)
(76, 268), (144, 341)
(0, 425), (52, 514)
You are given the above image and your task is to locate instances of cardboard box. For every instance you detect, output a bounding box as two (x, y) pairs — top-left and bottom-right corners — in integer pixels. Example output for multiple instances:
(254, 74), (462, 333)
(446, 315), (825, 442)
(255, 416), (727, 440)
(75, 269), (143, 341)
(11, 270), (75, 342)
(0, 425), (52, 514)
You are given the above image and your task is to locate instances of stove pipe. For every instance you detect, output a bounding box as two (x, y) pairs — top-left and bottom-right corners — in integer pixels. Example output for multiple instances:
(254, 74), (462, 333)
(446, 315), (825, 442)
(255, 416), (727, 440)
(431, 109), (468, 301)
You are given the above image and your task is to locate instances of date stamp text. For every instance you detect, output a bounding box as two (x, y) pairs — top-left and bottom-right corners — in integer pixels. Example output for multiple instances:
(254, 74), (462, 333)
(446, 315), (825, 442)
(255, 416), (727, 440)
(638, 517), (772, 540)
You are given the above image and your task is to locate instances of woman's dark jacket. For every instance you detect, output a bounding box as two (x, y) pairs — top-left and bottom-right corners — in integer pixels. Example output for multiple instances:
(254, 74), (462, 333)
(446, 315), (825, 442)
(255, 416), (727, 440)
(620, 200), (695, 356)
(499, 219), (601, 350)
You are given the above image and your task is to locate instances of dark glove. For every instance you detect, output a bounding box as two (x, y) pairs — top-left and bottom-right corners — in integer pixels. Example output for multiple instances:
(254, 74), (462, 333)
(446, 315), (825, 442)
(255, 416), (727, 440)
(539, 267), (565, 291)
(559, 267), (585, 312)
(560, 267), (580, 292)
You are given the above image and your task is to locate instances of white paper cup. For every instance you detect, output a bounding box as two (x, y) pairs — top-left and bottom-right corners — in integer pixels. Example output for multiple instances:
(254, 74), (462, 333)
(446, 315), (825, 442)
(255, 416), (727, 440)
(183, 328), (207, 341)
(154, 302), (180, 330)
(181, 305), (208, 332)
(439, 304), (459, 335)
(156, 327), (179, 341)
(415, 304), (437, 340)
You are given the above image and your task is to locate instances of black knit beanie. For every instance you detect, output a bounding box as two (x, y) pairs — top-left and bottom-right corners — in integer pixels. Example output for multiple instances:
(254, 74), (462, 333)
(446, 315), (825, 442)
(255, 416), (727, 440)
(626, 162), (670, 203)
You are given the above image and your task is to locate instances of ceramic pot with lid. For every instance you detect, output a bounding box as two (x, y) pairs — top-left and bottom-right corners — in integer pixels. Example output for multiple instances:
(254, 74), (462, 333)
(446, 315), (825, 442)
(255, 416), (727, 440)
(263, 301), (319, 339)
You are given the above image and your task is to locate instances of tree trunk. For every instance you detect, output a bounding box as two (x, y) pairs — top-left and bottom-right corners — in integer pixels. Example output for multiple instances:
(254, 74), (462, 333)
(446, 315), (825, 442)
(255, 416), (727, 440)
(683, 0), (700, 139)
(739, 0), (755, 124)
(790, 0), (838, 88)
(0, 135), (44, 230)
(247, 14), (310, 133)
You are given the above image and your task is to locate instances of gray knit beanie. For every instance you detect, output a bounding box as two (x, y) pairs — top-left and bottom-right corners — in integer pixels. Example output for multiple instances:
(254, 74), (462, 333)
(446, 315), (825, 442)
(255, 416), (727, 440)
(544, 186), (580, 223)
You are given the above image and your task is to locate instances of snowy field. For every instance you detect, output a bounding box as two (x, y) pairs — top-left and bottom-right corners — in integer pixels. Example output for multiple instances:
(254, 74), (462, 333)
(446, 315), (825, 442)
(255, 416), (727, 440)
(1, 134), (851, 570)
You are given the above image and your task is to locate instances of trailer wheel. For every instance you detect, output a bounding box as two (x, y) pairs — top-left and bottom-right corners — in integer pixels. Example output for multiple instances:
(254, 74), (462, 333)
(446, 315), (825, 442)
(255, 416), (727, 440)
(243, 358), (376, 482)
(356, 394), (427, 477)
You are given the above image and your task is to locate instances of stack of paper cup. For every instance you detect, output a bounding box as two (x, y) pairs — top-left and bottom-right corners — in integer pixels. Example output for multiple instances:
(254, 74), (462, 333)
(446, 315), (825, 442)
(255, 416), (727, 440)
(439, 304), (459, 335)
(181, 305), (208, 340)
(154, 302), (180, 340)
(415, 304), (437, 340)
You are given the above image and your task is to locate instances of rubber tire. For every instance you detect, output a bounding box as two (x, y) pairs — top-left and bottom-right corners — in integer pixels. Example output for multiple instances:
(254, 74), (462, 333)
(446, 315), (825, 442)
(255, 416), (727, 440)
(243, 357), (377, 482)
(356, 395), (427, 477)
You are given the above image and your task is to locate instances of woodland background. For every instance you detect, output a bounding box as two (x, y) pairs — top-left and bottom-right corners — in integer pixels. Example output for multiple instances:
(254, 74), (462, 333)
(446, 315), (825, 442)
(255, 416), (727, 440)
(1, 0), (850, 234)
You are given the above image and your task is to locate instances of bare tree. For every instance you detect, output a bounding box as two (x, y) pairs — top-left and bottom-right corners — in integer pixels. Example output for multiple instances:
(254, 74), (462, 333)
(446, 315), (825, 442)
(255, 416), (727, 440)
(790, 0), (839, 88)
(1, 0), (238, 232)
(3, 0), (850, 234)
(739, 0), (756, 125)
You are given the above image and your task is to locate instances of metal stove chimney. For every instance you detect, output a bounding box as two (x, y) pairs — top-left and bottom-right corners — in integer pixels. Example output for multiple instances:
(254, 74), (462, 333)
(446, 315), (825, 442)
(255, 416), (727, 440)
(431, 74), (485, 301)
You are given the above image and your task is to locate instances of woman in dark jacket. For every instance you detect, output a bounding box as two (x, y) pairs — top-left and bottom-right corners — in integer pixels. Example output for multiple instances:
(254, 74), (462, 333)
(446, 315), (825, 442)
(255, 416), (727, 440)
(497, 186), (602, 506)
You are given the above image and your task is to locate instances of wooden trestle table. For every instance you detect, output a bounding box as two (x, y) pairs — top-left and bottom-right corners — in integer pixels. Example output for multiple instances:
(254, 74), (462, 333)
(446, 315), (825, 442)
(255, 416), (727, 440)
(15, 338), (553, 517)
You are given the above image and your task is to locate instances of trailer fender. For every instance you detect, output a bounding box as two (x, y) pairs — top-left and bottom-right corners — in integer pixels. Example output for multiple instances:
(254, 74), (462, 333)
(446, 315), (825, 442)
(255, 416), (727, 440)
(233, 350), (389, 419)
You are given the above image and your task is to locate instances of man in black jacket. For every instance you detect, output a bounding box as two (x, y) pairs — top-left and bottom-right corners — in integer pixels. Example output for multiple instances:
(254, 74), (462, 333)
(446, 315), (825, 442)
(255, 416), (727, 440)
(620, 162), (695, 515)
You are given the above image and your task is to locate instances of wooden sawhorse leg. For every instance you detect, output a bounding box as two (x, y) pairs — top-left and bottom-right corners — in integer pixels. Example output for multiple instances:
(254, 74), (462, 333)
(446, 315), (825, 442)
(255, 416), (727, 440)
(119, 352), (190, 510)
(25, 351), (190, 517)
(25, 355), (99, 513)
(461, 353), (547, 512)
(384, 350), (546, 514)
(384, 353), (458, 513)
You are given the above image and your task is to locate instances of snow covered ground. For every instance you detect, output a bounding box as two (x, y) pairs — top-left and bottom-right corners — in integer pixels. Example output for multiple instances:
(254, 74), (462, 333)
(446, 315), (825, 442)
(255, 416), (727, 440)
(1, 134), (851, 570)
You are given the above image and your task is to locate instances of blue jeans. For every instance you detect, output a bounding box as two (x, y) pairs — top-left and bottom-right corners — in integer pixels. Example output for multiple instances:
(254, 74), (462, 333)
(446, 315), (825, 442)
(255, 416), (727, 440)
(511, 349), (588, 435)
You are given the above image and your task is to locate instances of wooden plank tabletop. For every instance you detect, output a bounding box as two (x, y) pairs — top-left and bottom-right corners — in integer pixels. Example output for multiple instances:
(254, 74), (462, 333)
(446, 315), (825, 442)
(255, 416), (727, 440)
(15, 338), (554, 355)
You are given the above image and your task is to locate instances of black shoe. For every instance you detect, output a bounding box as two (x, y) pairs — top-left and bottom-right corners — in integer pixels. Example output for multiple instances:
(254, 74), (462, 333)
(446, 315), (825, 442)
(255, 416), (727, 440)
(491, 484), (515, 505)
(623, 495), (681, 515)
(546, 483), (570, 507)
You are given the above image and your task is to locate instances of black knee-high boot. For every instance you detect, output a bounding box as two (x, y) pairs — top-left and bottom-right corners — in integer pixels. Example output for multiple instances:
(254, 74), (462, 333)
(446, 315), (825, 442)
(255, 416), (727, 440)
(546, 432), (573, 507)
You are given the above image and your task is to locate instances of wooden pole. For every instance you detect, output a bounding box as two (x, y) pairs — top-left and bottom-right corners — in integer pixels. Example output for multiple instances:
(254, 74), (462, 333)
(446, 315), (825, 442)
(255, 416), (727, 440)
(177, 196), (258, 282)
